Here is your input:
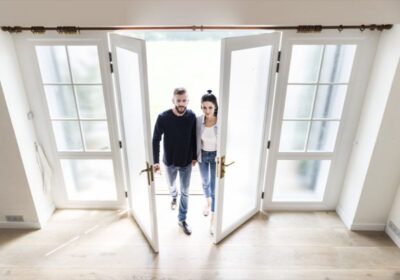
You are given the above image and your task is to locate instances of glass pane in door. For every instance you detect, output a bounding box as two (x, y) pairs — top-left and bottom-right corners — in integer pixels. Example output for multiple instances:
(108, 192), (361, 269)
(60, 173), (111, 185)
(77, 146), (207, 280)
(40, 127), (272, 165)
(81, 121), (111, 151)
(67, 46), (102, 84)
(36, 46), (71, 84)
(75, 85), (107, 118)
(319, 45), (357, 83)
(115, 46), (152, 236)
(61, 159), (117, 200)
(272, 160), (331, 201)
(221, 46), (271, 233)
(52, 121), (83, 151)
(288, 45), (323, 83)
(44, 85), (77, 119)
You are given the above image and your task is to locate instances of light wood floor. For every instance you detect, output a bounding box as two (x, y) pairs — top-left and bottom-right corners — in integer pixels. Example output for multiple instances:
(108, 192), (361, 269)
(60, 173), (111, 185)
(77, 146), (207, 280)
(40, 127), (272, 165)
(1, 196), (400, 280)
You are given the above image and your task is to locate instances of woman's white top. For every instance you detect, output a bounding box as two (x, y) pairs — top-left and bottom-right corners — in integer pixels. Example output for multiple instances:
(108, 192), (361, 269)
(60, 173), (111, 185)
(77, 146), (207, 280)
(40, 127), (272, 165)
(196, 115), (218, 162)
(201, 126), (217, 152)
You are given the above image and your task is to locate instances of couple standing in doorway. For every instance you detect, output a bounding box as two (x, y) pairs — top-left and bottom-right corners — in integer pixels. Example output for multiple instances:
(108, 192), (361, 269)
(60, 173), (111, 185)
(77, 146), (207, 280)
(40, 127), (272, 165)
(152, 88), (218, 236)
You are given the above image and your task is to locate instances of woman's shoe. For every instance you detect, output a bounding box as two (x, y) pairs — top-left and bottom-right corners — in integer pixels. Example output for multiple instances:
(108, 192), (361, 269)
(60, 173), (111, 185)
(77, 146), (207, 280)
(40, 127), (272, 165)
(203, 204), (210, 216)
(210, 213), (214, 235)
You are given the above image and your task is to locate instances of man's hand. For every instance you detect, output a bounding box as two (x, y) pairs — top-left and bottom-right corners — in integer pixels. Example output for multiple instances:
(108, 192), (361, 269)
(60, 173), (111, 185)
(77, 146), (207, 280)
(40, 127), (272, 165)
(153, 163), (161, 174)
(192, 160), (197, 167)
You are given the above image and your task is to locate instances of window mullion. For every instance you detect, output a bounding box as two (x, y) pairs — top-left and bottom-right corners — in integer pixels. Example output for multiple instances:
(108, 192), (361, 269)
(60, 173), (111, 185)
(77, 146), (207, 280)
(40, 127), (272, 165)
(305, 45), (326, 153)
(65, 46), (86, 152)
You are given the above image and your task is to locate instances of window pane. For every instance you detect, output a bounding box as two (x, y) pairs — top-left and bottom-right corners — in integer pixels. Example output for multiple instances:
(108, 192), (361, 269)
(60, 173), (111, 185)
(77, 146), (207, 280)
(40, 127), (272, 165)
(283, 85), (316, 119)
(36, 46), (71, 84)
(222, 46), (272, 233)
(116, 46), (152, 235)
(319, 45), (357, 83)
(288, 45), (323, 83)
(273, 160), (331, 201)
(81, 121), (110, 151)
(313, 85), (347, 119)
(68, 46), (102, 84)
(52, 121), (82, 151)
(279, 121), (309, 152)
(44, 85), (77, 119)
(307, 121), (339, 152)
(75, 85), (106, 118)
(61, 159), (117, 201)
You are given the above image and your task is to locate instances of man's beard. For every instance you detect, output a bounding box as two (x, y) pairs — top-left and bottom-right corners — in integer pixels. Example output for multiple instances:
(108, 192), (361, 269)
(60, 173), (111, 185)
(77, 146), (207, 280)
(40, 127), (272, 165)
(175, 106), (187, 114)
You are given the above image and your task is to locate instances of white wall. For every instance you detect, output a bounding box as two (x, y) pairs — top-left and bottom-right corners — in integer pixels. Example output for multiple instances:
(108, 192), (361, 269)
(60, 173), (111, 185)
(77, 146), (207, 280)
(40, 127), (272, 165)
(337, 25), (400, 231)
(387, 183), (400, 247)
(0, 0), (399, 26)
(0, 83), (39, 228)
(0, 31), (54, 228)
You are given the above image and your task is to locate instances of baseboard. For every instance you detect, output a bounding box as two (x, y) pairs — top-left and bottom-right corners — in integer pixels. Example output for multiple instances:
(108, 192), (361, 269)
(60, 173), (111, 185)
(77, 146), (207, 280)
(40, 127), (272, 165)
(386, 223), (400, 248)
(38, 205), (56, 228)
(335, 205), (352, 230)
(350, 223), (386, 231)
(0, 221), (41, 229)
(335, 206), (385, 231)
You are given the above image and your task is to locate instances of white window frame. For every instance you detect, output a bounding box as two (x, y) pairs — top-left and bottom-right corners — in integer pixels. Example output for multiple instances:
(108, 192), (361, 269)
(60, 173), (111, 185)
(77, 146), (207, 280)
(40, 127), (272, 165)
(14, 32), (126, 208)
(262, 30), (380, 211)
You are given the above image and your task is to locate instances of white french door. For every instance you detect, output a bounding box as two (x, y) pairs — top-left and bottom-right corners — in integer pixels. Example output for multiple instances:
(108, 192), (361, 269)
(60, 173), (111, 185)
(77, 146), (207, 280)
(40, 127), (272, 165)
(14, 33), (126, 209)
(262, 31), (377, 210)
(214, 33), (280, 243)
(109, 33), (159, 253)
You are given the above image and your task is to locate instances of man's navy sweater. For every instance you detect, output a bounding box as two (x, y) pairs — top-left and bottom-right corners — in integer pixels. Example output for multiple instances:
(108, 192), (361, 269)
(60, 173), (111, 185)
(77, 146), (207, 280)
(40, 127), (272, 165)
(152, 109), (197, 167)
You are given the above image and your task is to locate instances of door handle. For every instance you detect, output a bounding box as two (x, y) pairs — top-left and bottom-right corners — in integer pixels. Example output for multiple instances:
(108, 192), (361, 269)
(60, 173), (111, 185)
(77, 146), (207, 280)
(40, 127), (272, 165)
(223, 161), (235, 167)
(139, 162), (154, 185)
(217, 156), (234, 179)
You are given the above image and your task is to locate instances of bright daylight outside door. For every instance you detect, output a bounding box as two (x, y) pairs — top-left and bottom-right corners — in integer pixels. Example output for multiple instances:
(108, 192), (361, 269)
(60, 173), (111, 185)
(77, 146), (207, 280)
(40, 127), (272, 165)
(214, 33), (280, 243)
(109, 33), (159, 252)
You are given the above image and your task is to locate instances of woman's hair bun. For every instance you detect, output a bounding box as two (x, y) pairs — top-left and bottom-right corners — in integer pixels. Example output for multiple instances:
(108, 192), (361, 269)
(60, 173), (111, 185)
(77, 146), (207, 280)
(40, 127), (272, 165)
(207, 89), (212, 94)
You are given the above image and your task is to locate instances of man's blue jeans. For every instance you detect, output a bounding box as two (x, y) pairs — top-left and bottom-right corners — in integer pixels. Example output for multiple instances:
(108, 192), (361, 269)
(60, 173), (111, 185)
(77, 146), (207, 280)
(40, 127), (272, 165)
(198, 150), (217, 212)
(165, 163), (192, 222)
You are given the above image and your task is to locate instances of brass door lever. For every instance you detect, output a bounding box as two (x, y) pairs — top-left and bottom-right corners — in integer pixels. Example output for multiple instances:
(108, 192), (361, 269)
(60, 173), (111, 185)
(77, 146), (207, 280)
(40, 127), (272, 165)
(139, 162), (154, 185)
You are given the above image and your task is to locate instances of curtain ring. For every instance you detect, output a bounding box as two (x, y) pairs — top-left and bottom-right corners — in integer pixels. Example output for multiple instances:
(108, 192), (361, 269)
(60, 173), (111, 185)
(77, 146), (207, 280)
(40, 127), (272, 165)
(338, 25), (344, 32)
(360, 25), (366, 31)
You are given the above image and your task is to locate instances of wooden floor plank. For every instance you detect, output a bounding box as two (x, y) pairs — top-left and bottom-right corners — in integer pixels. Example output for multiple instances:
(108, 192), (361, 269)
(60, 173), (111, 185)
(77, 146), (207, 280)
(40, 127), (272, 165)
(0, 196), (399, 279)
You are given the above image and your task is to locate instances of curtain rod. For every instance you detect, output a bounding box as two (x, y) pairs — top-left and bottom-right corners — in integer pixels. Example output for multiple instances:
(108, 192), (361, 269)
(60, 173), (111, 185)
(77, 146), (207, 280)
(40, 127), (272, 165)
(1, 24), (393, 34)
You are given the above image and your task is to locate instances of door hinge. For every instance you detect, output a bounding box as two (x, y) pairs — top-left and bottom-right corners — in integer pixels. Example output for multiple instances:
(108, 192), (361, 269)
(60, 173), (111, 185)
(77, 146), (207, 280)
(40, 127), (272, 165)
(125, 191), (128, 198)
(119, 140), (123, 149)
(267, 140), (271, 149)
(261, 192), (264, 199)
(109, 52), (114, 73)
(27, 111), (34, 120)
(276, 50), (281, 73)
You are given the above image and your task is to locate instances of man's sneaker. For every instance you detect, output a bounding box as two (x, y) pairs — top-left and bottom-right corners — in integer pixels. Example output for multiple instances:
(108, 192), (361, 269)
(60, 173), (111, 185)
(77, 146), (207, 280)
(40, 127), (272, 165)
(178, 221), (192, 235)
(171, 198), (177, 210)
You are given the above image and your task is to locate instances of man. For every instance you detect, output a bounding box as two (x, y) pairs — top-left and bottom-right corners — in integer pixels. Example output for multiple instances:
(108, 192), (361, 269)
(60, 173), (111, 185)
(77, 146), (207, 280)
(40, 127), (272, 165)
(152, 87), (197, 235)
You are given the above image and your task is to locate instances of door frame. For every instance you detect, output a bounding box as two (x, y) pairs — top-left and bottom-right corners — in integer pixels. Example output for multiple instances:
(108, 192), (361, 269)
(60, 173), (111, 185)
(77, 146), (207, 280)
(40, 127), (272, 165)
(262, 30), (380, 211)
(13, 31), (126, 208)
(108, 33), (159, 252)
(214, 32), (280, 243)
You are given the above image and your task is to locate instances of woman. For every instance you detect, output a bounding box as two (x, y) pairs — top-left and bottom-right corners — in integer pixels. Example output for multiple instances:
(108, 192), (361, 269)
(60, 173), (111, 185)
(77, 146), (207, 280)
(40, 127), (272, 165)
(196, 90), (218, 235)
